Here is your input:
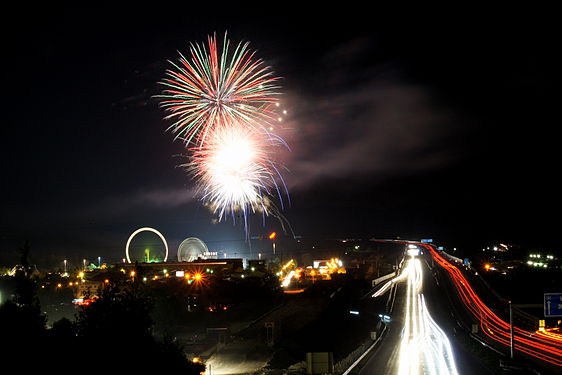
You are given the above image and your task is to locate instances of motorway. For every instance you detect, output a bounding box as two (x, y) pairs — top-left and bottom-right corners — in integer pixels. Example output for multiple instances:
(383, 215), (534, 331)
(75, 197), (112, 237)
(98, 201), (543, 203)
(426, 245), (562, 371)
(358, 254), (460, 375)
(355, 240), (562, 375)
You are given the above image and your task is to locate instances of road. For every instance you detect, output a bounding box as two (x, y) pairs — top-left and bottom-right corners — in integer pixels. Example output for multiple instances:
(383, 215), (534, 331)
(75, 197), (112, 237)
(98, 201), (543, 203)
(358, 255), (459, 375)
(426, 245), (562, 372)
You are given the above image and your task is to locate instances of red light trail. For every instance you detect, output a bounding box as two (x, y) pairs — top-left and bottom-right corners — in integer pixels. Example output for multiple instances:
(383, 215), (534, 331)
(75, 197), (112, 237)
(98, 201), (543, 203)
(425, 245), (562, 367)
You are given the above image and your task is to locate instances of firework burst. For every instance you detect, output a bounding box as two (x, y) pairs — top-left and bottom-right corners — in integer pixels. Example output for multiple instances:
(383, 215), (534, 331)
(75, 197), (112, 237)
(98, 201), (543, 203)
(158, 33), (290, 233)
(158, 33), (281, 146)
(188, 122), (287, 222)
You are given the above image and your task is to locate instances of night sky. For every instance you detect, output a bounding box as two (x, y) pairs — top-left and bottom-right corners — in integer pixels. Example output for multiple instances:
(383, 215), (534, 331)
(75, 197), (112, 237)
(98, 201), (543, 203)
(1, 4), (559, 264)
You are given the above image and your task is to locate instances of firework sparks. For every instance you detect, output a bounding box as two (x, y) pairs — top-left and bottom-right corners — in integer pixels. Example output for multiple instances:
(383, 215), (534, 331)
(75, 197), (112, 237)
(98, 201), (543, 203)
(188, 123), (286, 221)
(158, 33), (290, 232)
(158, 33), (281, 146)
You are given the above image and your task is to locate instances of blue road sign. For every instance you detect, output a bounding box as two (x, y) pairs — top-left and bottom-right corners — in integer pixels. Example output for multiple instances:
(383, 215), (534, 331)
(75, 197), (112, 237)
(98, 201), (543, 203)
(544, 293), (562, 317)
(421, 239), (433, 243)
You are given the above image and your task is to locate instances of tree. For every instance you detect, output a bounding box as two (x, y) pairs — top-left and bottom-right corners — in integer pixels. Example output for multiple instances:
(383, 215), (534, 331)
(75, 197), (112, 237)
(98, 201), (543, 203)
(73, 282), (204, 372)
(75, 283), (154, 340)
(0, 241), (47, 368)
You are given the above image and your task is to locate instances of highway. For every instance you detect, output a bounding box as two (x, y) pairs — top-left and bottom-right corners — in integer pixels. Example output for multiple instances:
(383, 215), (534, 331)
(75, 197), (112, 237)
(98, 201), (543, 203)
(358, 254), (459, 375)
(426, 245), (562, 370)
(348, 240), (562, 374)
(397, 257), (458, 375)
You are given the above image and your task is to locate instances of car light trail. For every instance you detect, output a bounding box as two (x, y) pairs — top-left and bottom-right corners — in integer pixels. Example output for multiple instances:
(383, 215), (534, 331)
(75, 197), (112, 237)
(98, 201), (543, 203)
(425, 245), (562, 367)
(282, 270), (295, 287)
(372, 269), (409, 298)
(391, 257), (459, 375)
(536, 329), (562, 343)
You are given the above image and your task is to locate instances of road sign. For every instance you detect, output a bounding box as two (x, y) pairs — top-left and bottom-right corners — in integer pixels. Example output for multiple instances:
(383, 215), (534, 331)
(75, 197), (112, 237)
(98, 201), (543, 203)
(544, 293), (562, 317)
(265, 322), (274, 346)
(306, 352), (334, 375)
(421, 239), (433, 243)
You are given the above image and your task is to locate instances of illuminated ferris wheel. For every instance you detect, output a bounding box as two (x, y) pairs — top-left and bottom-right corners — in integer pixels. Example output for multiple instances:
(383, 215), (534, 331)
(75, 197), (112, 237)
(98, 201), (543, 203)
(177, 237), (208, 262)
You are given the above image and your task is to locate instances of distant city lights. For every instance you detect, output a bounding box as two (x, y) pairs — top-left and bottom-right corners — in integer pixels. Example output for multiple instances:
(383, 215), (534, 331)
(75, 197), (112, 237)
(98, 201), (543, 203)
(527, 254), (555, 268)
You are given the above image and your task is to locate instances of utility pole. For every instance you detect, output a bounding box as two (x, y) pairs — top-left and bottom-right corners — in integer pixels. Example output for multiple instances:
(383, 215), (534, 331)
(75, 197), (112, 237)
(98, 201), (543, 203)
(509, 300), (514, 359)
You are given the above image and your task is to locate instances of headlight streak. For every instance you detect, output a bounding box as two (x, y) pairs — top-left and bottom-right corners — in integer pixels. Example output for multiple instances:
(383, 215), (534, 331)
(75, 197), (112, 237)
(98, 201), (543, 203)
(282, 270), (295, 288)
(426, 246), (562, 367)
(372, 268), (410, 298)
(536, 329), (562, 343)
(392, 257), (459, 375)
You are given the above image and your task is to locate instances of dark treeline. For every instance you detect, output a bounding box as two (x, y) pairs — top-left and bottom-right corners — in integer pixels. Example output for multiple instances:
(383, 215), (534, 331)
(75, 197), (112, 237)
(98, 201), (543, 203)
(0, 242), (205, 372)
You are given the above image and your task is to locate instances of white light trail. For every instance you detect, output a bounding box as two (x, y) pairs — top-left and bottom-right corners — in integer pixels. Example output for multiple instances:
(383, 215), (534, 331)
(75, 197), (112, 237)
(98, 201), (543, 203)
(282, 270), (295, 287)
(372, 268), (409, 298)
(397, 257), (459, 375)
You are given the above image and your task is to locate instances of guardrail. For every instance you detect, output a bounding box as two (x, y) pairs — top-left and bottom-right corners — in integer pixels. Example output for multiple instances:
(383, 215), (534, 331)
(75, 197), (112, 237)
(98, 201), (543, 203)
(336, 268), (401, 375)
(371, 271), (396, 288)
(337, 325), (388, 375)
(442, 251), (463, 264)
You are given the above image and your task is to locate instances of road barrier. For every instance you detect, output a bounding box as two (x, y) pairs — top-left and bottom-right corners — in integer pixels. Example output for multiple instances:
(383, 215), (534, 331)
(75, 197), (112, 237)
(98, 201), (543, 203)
(371, 271), (396, 288)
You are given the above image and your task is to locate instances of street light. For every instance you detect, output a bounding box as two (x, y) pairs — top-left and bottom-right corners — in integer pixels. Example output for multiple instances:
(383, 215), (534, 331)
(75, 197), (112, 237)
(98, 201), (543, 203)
(509, 300), (514, 359)
(269, 232), (277, 256)
(98, 256), (101, 268)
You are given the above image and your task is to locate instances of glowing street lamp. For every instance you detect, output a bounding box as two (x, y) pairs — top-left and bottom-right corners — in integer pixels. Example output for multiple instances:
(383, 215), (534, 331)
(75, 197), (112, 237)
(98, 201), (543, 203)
(269, 232), (277, 255)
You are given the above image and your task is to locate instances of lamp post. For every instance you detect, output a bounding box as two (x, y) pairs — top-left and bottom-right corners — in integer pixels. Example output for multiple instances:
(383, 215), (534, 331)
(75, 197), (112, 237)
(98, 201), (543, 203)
(98, 256), (101, 268)
(509, 300), (514, 359)
(269, 232), (277, 256)
(83, 259), (86, 271)
(63, 259), (67, 275)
